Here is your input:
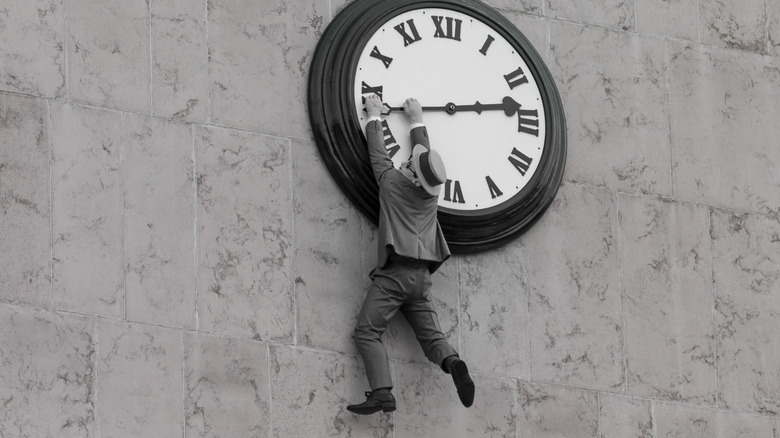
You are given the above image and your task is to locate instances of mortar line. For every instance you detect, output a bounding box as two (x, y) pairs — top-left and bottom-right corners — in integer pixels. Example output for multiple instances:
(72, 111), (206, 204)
(615, 191), (629, 395)
(288, 137), (297, 346)
(708, 208), (720, 408)
(94, 318), (101, 438)
(47, 100), (55, 309)
(181, 331), (187, 438)
(191, 124), (199, 331)
(120, 112), (128, 322)
(267, 344), (273, 438)
(149, 0), (154, 115)
(204, 0), (211, 124)
(63, 0), (70, 100)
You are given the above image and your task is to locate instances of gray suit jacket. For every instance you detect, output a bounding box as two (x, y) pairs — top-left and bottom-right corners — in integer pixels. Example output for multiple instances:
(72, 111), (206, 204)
(366, 120), (451, 274)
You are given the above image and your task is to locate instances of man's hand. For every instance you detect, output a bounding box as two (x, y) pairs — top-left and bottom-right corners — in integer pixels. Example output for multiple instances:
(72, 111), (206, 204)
(365, 94), (384, 119)
(403, 98), (424, 124)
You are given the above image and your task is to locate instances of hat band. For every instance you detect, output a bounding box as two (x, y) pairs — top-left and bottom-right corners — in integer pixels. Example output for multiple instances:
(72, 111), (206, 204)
(418, 152), (442, 187)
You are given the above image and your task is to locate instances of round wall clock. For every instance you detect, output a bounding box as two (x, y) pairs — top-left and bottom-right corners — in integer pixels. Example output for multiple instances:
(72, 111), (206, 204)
(309, 0), (566, 253)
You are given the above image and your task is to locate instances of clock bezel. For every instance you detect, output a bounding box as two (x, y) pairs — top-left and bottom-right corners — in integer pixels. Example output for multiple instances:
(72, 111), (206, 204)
(308, 0), (566, 253)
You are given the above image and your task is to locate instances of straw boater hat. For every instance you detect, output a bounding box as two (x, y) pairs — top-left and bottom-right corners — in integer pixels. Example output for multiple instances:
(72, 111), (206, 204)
(410, 144), (447, 196)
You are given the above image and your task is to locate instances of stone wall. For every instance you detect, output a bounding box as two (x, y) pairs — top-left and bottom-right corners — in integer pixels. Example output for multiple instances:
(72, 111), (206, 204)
(1, 0), (779, 436)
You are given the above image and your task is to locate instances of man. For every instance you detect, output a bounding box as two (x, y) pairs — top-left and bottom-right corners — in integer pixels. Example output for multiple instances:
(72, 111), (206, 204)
(346, 94), (475, 415)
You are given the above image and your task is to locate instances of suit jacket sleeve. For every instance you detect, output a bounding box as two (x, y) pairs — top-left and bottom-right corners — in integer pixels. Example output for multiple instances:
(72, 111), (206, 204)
(366, 120), (394, 183)
(410, 125), (430, 151)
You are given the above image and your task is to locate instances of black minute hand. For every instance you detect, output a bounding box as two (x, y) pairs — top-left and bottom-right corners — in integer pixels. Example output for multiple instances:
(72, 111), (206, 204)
(381, 96), (522, 116)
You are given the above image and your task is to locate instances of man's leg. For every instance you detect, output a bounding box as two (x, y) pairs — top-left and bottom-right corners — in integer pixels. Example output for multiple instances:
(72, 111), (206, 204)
(402, 269), (474, 407)
(354, 276), (403, 391)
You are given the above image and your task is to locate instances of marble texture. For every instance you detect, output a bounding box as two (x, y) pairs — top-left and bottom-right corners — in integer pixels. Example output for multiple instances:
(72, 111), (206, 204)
(0, 0), (65, 97)
(546, 0), (632, 29)
(0, 305), (95, 437)
(196, 125), (294, 342)
(184, 332), (269, 437)
(97, 320), (182, 437)
(270, 346), (393, 437)
(620, 195), (716, 404)
(701, 0), (768, 53)
(124, 113), (196, 329)
(636, 0), (699, 40)
(396, 364), (517, 438)
(550, 22), (671, 196)
(50, 103), (124, 318)
(770, 0), (780, 56)
(151, 0), (208, 121)
(524, 184), (624, 391)
(655, 402), (775, 437)
(517, 381), (600, 437)
(293, 138), (365, 353)
(712, 211), (780, 416)
(3, 0), (780, 436)
(599, 394), (654, 438)
(67, 0), (150, 112)
(461, 242), (530, 379)
(0, 93), (51, 307)
(669, 42), (780, 215)
(207, 0), (328, 137)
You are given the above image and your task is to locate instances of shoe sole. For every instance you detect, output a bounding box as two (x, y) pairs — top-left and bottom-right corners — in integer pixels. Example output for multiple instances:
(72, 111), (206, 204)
(347, 404), (396, 415)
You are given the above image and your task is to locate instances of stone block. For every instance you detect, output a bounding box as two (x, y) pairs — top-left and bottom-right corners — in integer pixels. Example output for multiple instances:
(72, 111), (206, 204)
(196, 125), (294, 342)
(0, 93), (51, 307)
(636, 0), (699, 40)
(67, 0), (150, 112)
(462, 242), (530, 379)
(546, 0), (632, 30)
(51, 103), (123, 318)
(395, 363), (516, 438)
(208, 0), (328, 137)
(669, 42), (780, 215)
(599, 394), (654, 438)
(483, 0), (542, 15)
(655, 401), (775, 437)
(712, 210), (780, 415)
(293, 139), (364, 353)
(0, 0), (65, 97)
(0, 304), (95, 437)
(701, 0), (768, 53)
(270, 346), (393, 437)
(124, 113), (196, 329)
(524, 184), (624, 391)
(620, 195), (716, 404)
(517, 381), (599, 437)
(184, 332), (269, 437)
(550, 22), (670, 196)
(97, 320), (182, 437)
(152, 0), (208, 121)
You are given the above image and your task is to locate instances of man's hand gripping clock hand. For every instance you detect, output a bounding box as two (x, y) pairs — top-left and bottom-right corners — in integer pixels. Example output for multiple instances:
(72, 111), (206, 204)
(402, 97), (424, 124)
(365, 94), (384, 119)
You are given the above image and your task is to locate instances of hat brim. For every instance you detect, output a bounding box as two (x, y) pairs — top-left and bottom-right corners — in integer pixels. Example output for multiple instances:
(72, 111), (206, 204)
(411, 144), (443, 197)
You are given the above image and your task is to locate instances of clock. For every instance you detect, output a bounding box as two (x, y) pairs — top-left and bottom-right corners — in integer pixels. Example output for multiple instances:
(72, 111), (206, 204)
(308, 0), (566, 253)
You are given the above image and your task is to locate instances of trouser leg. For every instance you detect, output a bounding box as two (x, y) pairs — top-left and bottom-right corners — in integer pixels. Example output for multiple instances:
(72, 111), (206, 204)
(401, 269), (458, 371)
(354, 276), (403, 390)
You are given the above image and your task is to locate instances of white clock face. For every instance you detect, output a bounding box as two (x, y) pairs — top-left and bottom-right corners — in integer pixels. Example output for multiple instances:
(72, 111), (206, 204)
(353, 7), (547, 212)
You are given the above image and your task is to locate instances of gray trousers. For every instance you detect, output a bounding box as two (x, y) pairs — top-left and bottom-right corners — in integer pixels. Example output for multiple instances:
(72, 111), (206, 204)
(354, 255), (458, 390)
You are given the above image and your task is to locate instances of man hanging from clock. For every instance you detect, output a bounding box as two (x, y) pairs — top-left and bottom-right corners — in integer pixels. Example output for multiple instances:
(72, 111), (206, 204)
(346, 94), (475, 415)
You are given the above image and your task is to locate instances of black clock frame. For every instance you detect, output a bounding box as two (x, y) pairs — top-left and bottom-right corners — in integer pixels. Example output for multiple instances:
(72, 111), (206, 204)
(308, 0), (566, 253)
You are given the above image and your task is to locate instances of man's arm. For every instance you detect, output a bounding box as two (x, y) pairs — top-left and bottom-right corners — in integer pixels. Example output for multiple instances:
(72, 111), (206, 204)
(404, 98), (430, 151)
(364, 95), (394, 182)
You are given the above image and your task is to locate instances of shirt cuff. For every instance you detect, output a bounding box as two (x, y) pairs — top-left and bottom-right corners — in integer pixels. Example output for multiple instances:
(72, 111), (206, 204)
(410, 122), (426, 130)
(367, 116), (382, 124)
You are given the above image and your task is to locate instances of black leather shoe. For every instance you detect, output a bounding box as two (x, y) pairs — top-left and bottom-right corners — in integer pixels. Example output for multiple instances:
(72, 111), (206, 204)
(450, 360), (475, 407)
(347, 390), (396, 415)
